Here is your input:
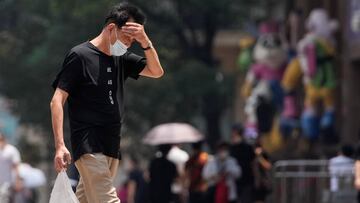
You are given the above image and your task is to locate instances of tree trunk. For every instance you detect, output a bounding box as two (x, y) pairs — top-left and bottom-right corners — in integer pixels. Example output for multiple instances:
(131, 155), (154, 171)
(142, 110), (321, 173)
(202, 91), (224, 151)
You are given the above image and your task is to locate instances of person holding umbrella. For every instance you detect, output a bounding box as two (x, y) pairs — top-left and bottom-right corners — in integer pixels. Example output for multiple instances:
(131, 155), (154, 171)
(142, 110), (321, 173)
(143, 123), (204, 203)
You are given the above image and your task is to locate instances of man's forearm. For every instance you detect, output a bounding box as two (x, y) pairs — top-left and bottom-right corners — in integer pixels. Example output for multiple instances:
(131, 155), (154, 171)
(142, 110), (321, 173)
(127, 181), (136, 203)
(356, 161), (360, 179)
(142, 40), (164, 77)
(13, 163), (21, 179)
(50, 102), (65, 148)
(258, 155), (272, 170)
(51, 90), (72, 171)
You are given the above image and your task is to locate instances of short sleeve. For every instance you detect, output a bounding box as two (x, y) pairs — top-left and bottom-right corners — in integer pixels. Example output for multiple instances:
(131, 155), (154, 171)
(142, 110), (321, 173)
(52, 51), (83, 94)
(123, 52), (146, 80)
(129, 171), (139, 182)
(11, 146), (21, 164)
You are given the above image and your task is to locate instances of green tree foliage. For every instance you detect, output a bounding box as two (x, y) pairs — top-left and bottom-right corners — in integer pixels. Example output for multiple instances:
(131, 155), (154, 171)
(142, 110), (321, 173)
(0, 0), (279, 153)
(129, 0), (268, 148)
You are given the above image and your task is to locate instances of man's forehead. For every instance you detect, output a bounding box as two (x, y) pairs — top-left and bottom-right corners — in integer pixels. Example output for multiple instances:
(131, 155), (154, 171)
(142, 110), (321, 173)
(126, 18), (135, 23)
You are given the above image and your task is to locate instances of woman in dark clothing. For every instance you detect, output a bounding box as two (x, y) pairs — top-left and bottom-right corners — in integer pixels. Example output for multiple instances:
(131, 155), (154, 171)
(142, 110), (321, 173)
(127, 156), (148, 203)
(185, 141), (208, 203)
(254, 143), (272, 203)
(149, 144), (178, 203)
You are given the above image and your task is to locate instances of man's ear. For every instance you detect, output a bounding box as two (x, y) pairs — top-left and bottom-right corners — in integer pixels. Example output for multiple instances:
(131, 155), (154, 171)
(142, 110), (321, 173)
(106, 23), (116, 32)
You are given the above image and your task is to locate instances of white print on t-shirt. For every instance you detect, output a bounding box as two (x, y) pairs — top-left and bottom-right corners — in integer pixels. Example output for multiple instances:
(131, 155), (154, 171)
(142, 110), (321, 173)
(109, 90), (114, 105)
(107, 67), (114, 104)
(109, 96), (114, 104)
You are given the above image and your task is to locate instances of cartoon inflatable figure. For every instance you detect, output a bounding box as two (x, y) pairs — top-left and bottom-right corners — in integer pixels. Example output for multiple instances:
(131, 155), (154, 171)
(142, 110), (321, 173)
(281, 9), (338, 140)
(241, 22), (288, 139)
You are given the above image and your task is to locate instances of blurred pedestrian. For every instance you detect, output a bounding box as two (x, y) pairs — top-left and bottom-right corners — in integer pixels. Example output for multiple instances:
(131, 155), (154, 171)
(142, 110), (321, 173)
(253, 143), (272, 203)
(0, 132), (22, 202)
(50, 2), (163, 203)
(126, 156), (148, 203)
(10, 177), (33, 203)
(329, 145), (354, 192)
(229, 123), (256, 203)
(149, 144), (178, 203)
(185, 141), (209, 203)
(117, 181), (129, 203)
(203, 142), (241, 203)
(355, 145), (360, 203)
(167, 145), (189, 203)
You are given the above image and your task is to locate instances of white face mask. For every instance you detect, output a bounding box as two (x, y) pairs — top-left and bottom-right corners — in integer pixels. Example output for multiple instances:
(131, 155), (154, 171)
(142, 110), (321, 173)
(109, 28), (128, 56)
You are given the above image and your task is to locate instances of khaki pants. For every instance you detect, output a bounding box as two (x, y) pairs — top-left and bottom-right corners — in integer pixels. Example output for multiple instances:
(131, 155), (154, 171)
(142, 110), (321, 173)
(75, 153), (120, 203)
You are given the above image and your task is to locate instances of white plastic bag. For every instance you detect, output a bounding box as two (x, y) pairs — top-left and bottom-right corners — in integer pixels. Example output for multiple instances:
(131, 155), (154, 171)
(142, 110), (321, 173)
(49, 171), (79, 203)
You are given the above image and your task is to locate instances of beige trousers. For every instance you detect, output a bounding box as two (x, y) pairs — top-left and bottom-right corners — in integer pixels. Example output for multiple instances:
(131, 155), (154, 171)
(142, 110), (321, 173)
(75, 153), (120, 203)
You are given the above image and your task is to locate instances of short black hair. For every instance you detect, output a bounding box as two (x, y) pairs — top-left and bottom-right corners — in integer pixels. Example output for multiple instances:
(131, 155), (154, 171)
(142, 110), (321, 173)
(158, 144), (172, 156)
(192, 141), (203, 150)
(232, 123), (244, 136)
(216, 141), (229, 151)
(341, 145), (354, 157)
(105, 2), (146, 27)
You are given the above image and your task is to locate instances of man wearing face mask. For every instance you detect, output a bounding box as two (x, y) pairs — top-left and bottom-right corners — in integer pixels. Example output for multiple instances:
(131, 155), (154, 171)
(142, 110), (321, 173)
(50, 3), (163, 203)
(203, 142), (241, 203)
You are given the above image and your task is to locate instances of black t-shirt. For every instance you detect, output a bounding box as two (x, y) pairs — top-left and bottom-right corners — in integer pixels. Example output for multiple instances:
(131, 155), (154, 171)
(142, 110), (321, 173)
(230, 142), (256, 186)
(52, 41), (146, 161)
(149, 157), (178, 203)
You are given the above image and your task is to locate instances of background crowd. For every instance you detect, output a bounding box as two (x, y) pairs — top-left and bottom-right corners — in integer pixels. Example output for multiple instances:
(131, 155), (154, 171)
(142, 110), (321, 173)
(1, 0), (360, 202)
